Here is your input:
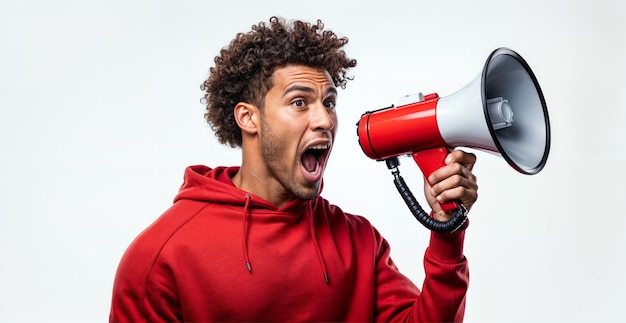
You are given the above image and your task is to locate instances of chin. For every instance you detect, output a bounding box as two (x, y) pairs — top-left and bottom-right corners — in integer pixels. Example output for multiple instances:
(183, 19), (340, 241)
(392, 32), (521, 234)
(293, 183), (322, 201)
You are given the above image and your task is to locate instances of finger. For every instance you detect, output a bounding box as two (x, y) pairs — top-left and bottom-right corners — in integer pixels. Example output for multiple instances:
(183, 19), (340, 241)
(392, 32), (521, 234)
(432, 172), (478, 209)
(431, 172), (468, 196)
(445, 150), (477, 172)
(428, 162), (467, 185)
(436, 185), (478, 208)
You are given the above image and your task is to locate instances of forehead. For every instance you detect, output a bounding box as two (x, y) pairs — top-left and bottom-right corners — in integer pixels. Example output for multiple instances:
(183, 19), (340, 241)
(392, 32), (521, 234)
(271, 65), (334, 90)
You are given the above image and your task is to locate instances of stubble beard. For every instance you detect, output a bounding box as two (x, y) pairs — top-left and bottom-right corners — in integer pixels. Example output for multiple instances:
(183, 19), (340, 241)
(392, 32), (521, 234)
(260, 117), (321, 201)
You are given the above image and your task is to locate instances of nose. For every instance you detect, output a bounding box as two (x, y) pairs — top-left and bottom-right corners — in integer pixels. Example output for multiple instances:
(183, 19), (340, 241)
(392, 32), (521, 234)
(311, 103), (335, 132)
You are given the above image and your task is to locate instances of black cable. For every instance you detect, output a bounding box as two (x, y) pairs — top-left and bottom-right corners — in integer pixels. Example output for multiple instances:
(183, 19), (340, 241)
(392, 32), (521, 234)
(386, 157), (467, 233)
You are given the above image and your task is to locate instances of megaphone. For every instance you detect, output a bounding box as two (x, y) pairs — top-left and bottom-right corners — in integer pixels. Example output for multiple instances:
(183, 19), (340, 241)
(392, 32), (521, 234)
(356, 47), (550, 233)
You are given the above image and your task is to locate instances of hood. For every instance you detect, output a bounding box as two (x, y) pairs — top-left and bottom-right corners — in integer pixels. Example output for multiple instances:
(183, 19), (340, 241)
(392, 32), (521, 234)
(174, 165), (310, 213)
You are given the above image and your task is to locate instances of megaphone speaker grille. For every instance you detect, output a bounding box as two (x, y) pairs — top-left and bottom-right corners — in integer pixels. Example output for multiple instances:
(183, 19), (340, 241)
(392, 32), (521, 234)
(483, 48), (551, 175)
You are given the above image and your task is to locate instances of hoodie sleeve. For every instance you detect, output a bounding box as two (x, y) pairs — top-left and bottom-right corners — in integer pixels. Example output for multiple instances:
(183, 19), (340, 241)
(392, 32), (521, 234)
(373, 226), (469, 322)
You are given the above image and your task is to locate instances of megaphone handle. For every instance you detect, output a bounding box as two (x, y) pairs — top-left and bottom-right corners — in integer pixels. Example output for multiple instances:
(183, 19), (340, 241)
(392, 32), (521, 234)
(412, 148), (461, 212)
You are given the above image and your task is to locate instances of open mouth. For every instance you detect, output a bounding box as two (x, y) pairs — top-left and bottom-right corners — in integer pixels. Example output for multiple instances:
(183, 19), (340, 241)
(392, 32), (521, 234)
(301, 143), (330, 175)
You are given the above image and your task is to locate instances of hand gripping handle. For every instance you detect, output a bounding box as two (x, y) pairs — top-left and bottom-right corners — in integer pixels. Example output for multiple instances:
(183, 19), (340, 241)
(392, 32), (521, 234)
(386, 157), (467, 233)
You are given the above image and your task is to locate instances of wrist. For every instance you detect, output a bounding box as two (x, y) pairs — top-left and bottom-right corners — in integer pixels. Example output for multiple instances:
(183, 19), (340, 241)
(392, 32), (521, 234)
(427, 218), (468, 263)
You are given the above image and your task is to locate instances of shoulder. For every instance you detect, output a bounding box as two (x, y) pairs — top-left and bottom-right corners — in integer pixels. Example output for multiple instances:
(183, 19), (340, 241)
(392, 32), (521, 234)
(111, 200), (211, 320)
(117, 200), (210, 269)
(313, 196), (377, 234)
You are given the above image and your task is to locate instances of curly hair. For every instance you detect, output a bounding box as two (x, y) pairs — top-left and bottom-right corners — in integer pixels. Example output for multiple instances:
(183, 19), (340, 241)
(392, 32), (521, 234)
(201, 16), (357, 147)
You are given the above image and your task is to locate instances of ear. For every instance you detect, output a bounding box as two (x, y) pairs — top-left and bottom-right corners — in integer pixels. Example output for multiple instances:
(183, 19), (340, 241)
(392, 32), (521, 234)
(234, 102), (259, 136)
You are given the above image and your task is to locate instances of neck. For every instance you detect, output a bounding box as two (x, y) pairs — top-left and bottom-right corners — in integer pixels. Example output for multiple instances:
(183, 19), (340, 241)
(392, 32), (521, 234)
(231, 160), (294, 209)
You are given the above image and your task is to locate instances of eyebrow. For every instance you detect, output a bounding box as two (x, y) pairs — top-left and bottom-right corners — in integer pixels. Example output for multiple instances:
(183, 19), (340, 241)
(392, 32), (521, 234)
(283, 85), (338, 97)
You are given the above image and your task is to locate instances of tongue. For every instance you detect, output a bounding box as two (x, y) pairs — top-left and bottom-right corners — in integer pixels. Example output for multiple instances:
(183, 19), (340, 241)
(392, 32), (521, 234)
(302, 152), (318, 172)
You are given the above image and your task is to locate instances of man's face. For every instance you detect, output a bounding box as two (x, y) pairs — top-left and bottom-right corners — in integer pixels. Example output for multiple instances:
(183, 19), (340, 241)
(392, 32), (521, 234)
(258, 64), (338, 201)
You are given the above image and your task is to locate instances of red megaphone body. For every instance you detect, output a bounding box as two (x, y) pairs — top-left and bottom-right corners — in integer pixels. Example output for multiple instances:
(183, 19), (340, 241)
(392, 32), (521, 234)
(356, 47), (550, 215)
(357, 92), (462, 211)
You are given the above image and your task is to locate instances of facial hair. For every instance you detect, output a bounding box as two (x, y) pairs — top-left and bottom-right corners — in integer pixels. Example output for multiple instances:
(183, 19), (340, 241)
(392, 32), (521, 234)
(260, 116), (321, 201)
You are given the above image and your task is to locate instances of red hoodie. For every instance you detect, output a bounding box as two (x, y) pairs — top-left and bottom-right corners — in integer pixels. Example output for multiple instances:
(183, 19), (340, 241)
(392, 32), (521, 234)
(110, 165), (469, 322)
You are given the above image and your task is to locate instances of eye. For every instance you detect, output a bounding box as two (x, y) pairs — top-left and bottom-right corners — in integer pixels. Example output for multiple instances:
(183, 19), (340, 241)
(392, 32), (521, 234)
(324, 100), (336, 109)
(291, 99), (307, 108)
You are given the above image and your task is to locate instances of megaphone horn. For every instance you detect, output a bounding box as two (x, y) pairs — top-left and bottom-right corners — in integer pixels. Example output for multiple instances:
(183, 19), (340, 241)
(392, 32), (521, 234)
(356, 47), (551, 233)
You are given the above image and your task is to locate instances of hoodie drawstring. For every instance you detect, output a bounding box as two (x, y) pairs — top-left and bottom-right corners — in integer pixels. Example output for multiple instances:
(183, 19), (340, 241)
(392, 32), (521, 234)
(242, 194), (252, 273)
(241, 195), (329, 285)
(308, 202), (330, 285)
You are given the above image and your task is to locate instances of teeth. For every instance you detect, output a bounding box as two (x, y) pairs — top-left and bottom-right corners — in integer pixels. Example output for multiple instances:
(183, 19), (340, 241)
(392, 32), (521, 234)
(309, 144), (329, 150)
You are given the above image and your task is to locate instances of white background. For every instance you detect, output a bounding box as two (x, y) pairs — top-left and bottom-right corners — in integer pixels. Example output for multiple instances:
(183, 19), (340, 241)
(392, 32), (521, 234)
(1, 0), (625, 322)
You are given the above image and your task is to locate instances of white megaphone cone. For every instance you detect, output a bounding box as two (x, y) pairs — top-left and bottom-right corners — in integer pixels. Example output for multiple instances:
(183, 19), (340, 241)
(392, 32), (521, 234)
(356, 47), (551, 232)
(437, 47), (550, 174)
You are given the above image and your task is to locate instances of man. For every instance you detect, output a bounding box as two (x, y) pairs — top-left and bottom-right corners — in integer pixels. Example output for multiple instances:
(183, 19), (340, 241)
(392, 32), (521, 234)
(110, 16), (478, 322)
